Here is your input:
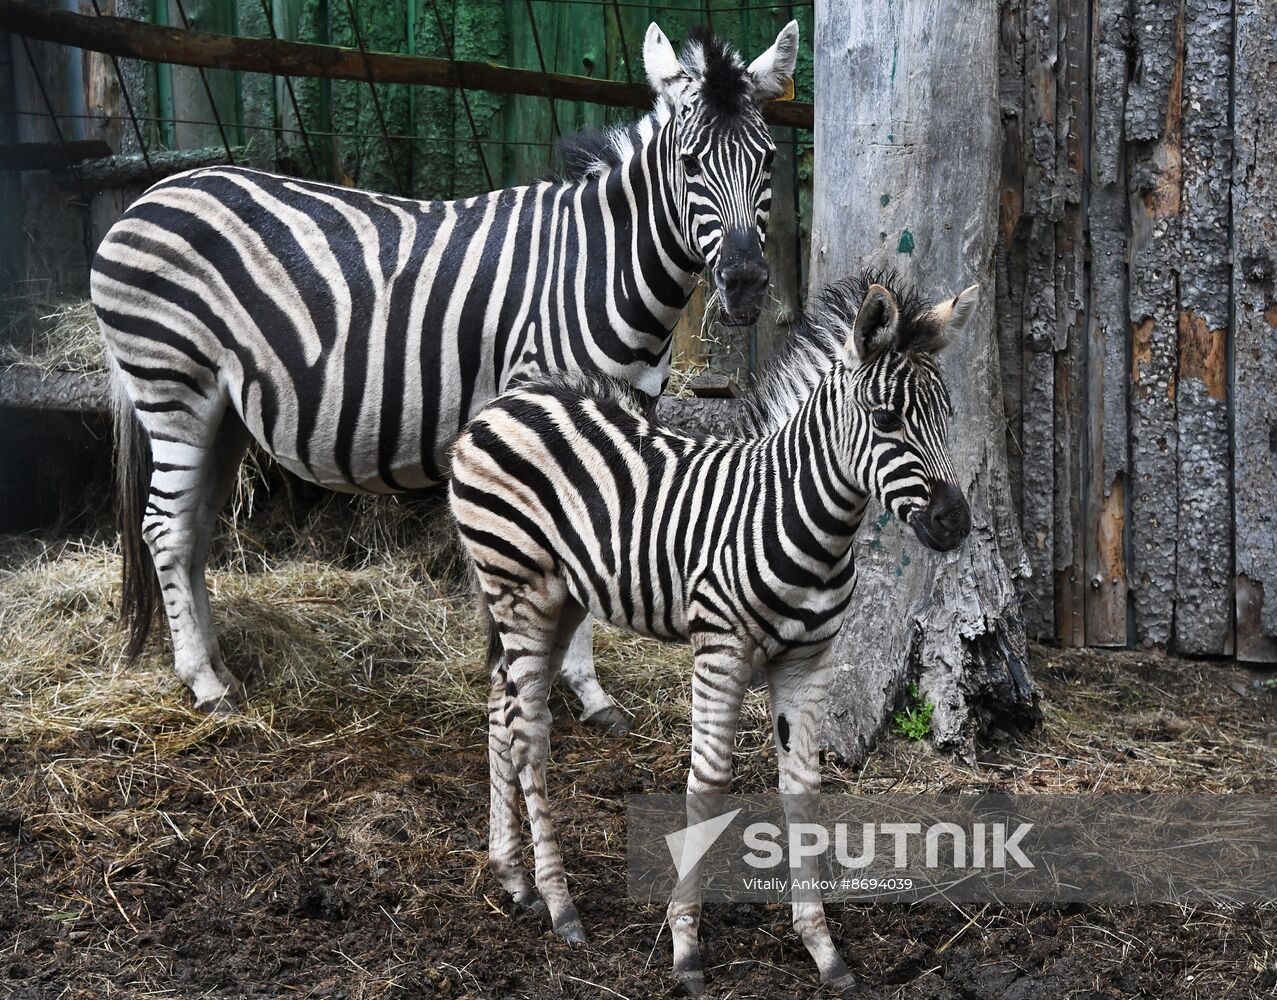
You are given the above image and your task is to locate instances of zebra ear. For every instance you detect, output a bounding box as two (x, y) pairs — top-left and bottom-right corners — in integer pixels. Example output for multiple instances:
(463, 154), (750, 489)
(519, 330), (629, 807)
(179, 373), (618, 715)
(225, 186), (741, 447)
(644, 23), (689, 101)
(748, 20), (800, 103)
(927, 284), (980, 347)
(848, 284), (901, 363)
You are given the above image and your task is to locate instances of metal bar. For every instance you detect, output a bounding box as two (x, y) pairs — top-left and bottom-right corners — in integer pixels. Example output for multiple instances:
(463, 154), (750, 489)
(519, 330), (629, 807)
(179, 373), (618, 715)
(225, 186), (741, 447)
(170, 0), (236, 165)
(609, 0), (632, 86)
(340, 0), (408, 195)
(88, 0), (155, 181)
(425, 0), (494, 189)
(524, 0), (562, 146)
(257, 0), (320, 176)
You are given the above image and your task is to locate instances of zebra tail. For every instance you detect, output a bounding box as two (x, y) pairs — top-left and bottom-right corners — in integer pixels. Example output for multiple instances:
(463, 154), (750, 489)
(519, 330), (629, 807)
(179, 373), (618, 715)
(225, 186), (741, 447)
(110, 361), (158, 658)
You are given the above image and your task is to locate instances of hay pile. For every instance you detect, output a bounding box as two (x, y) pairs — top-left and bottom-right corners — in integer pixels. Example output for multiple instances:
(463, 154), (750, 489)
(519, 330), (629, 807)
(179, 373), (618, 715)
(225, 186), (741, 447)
(0, 298), (104, 374)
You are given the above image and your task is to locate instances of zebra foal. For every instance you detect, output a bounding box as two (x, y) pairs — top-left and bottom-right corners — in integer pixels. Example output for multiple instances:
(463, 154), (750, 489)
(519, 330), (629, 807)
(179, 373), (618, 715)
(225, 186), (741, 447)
(450, 272), (979, 991)
(93, 22), (798, 717)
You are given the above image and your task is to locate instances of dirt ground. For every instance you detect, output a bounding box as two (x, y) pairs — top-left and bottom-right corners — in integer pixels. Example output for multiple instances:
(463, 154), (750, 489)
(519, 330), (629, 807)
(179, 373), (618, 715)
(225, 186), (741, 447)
(2, 532), (1276, 999)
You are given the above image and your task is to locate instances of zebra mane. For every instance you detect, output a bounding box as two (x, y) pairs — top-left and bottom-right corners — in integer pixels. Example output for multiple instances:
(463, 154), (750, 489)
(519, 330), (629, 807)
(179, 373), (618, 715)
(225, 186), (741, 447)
(553, 29), (753, 182)
(738, 269), (948, 435)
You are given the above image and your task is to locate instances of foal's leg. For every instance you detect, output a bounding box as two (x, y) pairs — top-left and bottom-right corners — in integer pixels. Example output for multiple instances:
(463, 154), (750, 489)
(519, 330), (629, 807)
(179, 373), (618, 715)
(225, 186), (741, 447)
(667, 635), (752, 994)
(491, 595), (587, 942)
(558, 615), (630, 734)
(487, 653), (541, 913)
(768, 654), (854, 991)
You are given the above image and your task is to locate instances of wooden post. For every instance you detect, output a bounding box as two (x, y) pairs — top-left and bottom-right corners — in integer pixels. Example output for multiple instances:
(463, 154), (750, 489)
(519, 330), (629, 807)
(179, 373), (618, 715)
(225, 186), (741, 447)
(811, 0), (1038, 763)
(1232, 0), (1277, 662)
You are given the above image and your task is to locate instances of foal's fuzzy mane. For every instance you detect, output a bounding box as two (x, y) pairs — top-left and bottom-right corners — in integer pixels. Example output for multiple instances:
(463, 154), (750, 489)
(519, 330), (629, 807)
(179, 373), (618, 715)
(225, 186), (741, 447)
(552, 29), (755, 182)
(738, 268), (948, 435)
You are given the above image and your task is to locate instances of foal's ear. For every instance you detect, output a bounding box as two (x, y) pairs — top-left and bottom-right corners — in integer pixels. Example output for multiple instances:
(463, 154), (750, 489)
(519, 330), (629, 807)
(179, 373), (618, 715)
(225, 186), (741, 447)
(644, 23), (690, 102)
(930, 284), (980, 341)
(748, 20), (800, 103)
(845, 284), (901, 363)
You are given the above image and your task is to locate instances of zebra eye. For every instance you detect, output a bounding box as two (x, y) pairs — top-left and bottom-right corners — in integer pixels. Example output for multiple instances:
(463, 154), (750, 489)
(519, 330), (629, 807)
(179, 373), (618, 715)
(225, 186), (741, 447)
(763, 149), (775, 170)
(872, 410), (903, 433)
(681, 153), (702, 177)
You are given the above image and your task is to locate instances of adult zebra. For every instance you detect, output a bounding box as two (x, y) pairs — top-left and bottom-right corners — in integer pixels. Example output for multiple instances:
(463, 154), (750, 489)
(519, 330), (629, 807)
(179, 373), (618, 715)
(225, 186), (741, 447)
(93, 22), (799, 714)
(449, 272), (978, 991)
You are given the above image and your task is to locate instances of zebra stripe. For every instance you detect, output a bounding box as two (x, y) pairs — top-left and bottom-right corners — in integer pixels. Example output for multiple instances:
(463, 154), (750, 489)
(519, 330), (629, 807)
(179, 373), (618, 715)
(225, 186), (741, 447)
(450, 273), (980, 992)
(95, 22), (799, 714)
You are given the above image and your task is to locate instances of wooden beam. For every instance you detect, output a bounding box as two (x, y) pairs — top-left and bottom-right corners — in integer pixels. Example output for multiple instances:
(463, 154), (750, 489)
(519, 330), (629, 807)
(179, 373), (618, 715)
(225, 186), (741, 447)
(0, 369), (109, 413)
(0, 139), (112, 171)
(0, 0), (815, 130)
(74, 145), (243, 187)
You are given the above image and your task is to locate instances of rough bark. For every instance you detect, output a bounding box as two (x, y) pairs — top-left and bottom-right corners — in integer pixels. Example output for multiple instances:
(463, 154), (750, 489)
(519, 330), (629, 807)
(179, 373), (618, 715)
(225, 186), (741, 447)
(1232, 0), (1277, 662)
(811, 0), (1038, 764)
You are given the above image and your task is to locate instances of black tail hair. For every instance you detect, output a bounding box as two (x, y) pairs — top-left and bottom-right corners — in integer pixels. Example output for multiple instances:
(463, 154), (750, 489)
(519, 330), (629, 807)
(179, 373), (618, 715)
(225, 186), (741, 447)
(111, 366), (157, 658)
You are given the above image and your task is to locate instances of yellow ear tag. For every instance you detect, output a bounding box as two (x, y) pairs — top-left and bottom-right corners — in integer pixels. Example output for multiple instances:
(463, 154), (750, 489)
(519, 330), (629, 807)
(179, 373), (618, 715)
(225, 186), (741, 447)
(777, 77), (796, 102)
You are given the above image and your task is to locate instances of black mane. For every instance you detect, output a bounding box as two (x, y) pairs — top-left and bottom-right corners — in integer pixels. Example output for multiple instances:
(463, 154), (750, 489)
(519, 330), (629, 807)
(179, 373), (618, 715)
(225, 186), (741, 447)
(550, 28), (754, 182)
(824, 267), (948, 355)
(682, 28), (752, 120)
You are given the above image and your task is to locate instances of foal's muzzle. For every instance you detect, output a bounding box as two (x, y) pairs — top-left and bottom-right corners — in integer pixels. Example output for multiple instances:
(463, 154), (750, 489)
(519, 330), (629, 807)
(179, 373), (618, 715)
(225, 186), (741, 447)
(909, 481), (971, 552)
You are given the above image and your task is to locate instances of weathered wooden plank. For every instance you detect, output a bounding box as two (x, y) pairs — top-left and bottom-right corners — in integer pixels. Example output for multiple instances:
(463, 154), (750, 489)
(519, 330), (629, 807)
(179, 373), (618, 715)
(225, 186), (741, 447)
(165, 0), (236, 156)
(1084, 0), (1130, 647)
(996, 0), (1026, 525)
(1232, 0), (1277, 663)
(1018, 0), (1056, 640)
(236, 0), (277, 169)
(0, 28), (23, 285)
(1173, 0), (1233, 656)
(1126, 0), (1182, 648)
(10, 5), (88, 294)
(410, 0), (456, 199)
(329, 0), (410, 194)
(447, 0), (504, 196)
(0, 0), (815, 127)
(1052, 0), (1086, 647)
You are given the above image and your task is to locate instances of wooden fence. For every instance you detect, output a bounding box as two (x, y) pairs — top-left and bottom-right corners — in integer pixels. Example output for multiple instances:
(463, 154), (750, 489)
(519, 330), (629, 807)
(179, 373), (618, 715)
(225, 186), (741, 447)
(998, 0), (1277, 663)
(0, 0), (815, 380)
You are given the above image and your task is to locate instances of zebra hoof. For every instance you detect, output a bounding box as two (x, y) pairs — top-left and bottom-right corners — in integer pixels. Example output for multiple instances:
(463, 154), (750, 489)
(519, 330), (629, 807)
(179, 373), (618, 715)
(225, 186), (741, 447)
(581, 705), (631, 735)
(674, 971), (706, 996)
(555, 918), (588, 946)
(193, 693), (239, 716)
(821, 968), (856, 992)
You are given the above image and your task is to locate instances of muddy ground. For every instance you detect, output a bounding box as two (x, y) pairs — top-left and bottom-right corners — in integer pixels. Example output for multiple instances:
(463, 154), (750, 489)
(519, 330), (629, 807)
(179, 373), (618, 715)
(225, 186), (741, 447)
(2, 536), (1275, 999)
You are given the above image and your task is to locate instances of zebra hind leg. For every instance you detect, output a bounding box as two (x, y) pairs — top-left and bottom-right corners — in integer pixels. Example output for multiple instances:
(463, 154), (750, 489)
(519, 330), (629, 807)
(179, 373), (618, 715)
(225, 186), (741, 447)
(493, 598), (588, 944)
(140, 413), (243, 713)
(187, 410), (251, 705)
(558, 615), (630, 735)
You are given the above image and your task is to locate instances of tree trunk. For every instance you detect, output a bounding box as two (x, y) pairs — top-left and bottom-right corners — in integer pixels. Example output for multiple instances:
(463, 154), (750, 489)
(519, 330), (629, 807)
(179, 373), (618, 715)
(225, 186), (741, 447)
(810, 0), (1039, 764)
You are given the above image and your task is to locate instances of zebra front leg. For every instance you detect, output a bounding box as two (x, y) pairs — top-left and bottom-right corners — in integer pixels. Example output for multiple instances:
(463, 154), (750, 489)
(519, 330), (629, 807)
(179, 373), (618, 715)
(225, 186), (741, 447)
(767, 655), (855, 991)
(668, 638), (752, 994)
(503, 626), (587, 943)
(558, 616), (630, 734)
